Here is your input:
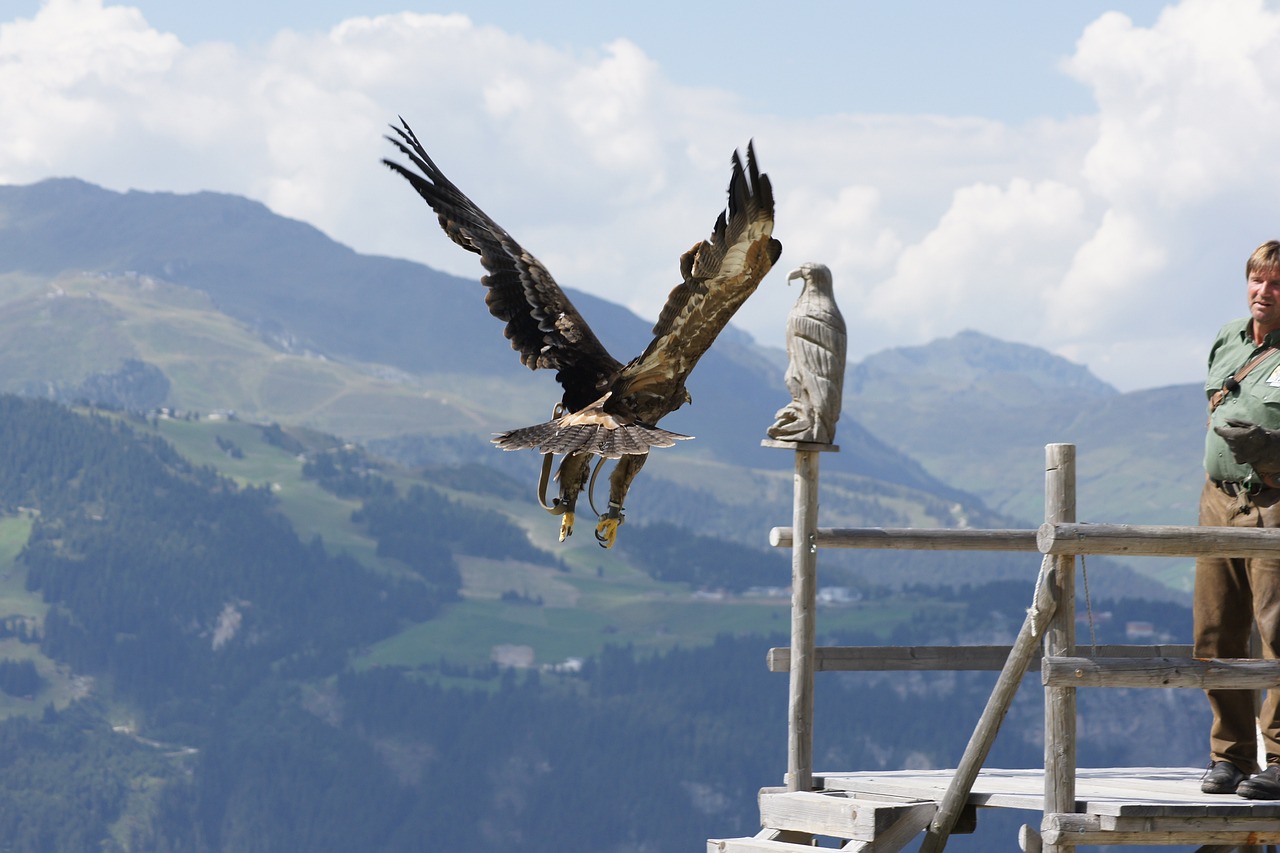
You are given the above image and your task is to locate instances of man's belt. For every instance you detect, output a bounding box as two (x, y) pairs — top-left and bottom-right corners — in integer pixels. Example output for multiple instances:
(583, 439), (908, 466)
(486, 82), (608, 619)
(1213, 478), (1271, 497)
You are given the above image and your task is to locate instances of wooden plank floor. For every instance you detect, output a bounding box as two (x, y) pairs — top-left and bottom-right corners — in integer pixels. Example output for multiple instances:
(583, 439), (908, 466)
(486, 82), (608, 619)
(815, 767), (1280, 818)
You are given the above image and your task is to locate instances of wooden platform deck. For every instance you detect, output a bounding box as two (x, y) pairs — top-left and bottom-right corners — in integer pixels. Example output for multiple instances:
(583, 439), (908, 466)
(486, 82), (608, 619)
(711, 767), (1280, 851)
(815, 766), (1280, 818)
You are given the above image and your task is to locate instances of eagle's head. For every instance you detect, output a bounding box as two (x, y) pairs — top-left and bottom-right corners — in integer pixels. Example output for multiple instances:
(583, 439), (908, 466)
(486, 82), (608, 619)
(787, 262), (833, 293)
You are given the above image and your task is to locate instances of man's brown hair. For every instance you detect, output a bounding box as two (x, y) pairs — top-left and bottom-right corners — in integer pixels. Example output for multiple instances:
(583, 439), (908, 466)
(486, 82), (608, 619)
(1247, 240), (1280, 277)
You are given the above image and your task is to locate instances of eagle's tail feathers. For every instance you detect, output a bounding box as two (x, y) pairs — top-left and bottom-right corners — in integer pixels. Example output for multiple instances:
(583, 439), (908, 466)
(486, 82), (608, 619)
(493, 421), (691, 459)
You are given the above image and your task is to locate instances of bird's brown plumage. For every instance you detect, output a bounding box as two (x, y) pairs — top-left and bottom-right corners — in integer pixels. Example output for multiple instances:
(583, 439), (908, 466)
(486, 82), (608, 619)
(383, 118), (781, 545)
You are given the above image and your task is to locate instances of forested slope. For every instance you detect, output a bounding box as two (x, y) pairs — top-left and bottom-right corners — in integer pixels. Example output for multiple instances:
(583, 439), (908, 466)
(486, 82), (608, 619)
(0, 396), (1208, 851)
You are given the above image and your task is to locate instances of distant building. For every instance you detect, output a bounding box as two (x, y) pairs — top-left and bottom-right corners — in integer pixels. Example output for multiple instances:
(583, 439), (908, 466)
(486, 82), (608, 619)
(491, 644), (535, 668)
(543, 657), (584, 674)
(1125, 621), (1155, 640)
(743, 586), (790, 600)
(817, 587), (861, 606)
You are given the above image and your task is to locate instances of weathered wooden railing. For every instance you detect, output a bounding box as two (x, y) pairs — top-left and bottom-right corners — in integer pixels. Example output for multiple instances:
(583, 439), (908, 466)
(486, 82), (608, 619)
(766, 443), (1280, 852)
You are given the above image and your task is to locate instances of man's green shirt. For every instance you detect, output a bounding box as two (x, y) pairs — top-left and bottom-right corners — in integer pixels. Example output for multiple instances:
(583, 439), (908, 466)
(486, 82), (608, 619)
(1205, 318), (1280, 484)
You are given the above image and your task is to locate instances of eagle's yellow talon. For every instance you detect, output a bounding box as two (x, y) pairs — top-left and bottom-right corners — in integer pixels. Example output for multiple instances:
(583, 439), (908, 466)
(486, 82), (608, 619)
(559, 511), (575, 542)
(595, 518), (620, 548)
(595, 511), (623, 549)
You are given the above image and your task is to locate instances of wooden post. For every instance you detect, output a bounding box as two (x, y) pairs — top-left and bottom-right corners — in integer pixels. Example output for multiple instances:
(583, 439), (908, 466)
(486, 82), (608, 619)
(764, 438), (837, 796)
(1043, 444), (1077, 851)
(787, 446), (819, 793)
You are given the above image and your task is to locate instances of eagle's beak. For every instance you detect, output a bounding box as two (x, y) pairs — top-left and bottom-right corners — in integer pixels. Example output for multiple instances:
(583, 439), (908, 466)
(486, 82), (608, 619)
(787, 268), (805, 285)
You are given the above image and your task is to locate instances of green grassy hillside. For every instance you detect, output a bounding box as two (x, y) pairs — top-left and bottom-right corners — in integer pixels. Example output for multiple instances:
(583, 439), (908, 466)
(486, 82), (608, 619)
(0, 271), (553, 441)
(141, 415), (950, 671)
(140, 413), (1173, 680)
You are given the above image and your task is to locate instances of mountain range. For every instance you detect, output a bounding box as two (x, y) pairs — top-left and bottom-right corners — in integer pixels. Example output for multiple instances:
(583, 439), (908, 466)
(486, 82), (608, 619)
(0, 177), (1210, 589)
(0, 177), (1219, 851)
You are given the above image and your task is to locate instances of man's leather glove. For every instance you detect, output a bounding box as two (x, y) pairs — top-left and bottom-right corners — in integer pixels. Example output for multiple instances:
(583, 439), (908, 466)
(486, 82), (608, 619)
(1214, 418), (1280, 473)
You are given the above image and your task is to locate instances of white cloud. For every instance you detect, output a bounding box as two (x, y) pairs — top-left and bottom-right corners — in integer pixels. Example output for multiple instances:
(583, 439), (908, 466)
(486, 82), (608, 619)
(1054, 210), (1167, 328)
(1051, 0), (1280, 386)
(8, 0), (1280, 391)
(0, 0), (181, 172)
(1069, 0), (1280, 204)
(868, 179), (1090, 344)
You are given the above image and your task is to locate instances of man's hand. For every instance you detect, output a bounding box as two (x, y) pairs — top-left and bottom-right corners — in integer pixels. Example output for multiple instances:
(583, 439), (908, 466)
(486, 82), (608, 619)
(1215, 418), (1280, 473)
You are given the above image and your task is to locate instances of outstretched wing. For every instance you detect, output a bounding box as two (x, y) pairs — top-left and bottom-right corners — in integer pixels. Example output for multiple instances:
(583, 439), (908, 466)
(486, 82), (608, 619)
(619, 141), (782, 413)
(383, 119), (622, 411)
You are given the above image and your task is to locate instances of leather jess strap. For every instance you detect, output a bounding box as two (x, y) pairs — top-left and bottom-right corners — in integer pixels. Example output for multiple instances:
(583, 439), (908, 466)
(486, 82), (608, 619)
(1210, 346), (1280, 413)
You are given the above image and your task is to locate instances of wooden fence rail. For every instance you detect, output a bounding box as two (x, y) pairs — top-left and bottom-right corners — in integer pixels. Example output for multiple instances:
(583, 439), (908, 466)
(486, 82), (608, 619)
(1042, 655), (1280, 689)
(769, 522), (1280, 559)
(1039, 522), (1280, 558)
(765, 644), (1195, 673)
(769, 527), (1038, 551)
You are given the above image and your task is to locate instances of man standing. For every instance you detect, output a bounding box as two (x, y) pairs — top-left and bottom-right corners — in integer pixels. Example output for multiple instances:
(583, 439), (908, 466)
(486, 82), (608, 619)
(1198, 240), (1280, 799)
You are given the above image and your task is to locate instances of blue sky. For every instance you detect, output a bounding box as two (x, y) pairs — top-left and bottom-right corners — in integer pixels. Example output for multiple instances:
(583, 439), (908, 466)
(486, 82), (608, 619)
(2, 1), (1271, 391)
(50, 1), (1167, 119)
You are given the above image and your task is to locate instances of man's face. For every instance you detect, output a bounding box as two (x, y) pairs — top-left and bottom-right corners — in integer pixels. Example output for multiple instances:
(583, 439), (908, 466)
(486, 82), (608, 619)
(1249, 264), (1280, 335)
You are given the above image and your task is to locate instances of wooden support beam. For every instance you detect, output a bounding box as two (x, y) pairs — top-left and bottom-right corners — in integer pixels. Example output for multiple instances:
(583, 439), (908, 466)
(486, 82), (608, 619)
(843, 802), (937, 853)
(768, 644), (1017, 672)
(1042, 444), (1077, 853)
(1038, 522), (1280, 558)
(1043, 656), (1280, 689)
(1045, 830), (1280, 846)
(769, 526), (1038, 551)
(785, 448), (819, 793)
(766, 644), (1194, 673)
(768, 521), (1280, 559)
(1103, 814), (1280, 833)
(1042, 812), (1280, 846)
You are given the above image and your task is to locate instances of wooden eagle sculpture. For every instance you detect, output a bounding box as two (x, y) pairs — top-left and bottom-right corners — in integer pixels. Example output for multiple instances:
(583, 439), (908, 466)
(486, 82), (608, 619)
(766, 263), (847, 445)
(382, 119), (782, 547)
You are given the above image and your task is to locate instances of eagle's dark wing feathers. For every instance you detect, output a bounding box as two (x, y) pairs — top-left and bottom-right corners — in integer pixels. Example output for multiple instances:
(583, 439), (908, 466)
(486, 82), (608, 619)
(382, 119), (622, 410)
(618, 141), (782, 416)
(383, 119), (780, 548)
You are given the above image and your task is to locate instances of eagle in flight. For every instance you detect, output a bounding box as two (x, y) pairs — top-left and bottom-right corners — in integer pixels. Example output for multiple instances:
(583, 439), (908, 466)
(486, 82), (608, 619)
(383, 119), (782, 547)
